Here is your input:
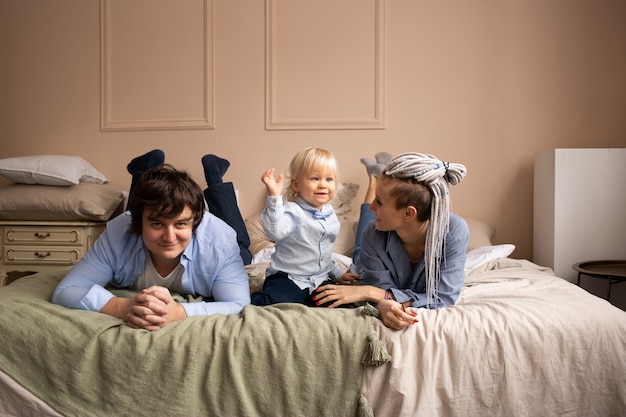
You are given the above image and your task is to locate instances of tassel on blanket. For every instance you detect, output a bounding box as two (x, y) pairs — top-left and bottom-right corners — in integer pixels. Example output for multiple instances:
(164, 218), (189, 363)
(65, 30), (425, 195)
(361, 303), (381, 319)
(361, 336), (391, 366)
(359, 304), (391, 366)
(357, 394), (375, 417)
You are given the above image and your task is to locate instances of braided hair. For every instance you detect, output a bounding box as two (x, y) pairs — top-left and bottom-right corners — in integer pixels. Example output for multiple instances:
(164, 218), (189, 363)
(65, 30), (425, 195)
(382, 152), (466, 307)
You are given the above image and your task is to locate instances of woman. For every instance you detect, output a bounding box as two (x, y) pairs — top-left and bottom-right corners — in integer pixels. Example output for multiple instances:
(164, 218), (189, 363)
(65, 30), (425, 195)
(314, 152), (469, 330)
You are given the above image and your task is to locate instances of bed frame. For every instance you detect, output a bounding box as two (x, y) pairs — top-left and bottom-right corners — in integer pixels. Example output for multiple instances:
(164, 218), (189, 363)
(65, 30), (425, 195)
(0, 257), (624, 417)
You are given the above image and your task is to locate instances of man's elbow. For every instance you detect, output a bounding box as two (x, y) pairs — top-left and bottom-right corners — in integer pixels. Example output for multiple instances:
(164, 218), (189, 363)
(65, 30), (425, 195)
(50, 288), (70, 307)
(236, 299), (251, 314)
(50, 286), (86, 309)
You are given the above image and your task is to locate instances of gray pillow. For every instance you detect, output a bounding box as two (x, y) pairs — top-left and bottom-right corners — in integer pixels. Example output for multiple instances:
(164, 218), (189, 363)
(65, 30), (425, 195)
(0, 182), (124, 221)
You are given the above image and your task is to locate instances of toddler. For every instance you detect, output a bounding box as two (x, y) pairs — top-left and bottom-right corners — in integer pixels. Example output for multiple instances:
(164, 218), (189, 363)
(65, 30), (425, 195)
(251, 147), (357, 306)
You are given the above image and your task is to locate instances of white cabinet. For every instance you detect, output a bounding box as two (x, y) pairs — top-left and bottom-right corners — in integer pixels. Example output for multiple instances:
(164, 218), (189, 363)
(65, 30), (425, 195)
(0, 221), (105, 286)
(533, 148), (626, 286)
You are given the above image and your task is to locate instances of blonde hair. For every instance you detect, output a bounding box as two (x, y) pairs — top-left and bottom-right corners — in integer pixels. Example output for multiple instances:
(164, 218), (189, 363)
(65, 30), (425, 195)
(382, 152), (466, 307)
(284, 147), (340, 202)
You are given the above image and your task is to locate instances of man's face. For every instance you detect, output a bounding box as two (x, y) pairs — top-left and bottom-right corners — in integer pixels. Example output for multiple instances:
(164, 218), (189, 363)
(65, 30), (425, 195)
(141, 206), (194, 272)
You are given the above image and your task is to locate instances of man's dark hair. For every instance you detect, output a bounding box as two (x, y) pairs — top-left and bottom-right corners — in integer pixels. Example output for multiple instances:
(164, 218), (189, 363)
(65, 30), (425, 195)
(127, 164), (205, 235)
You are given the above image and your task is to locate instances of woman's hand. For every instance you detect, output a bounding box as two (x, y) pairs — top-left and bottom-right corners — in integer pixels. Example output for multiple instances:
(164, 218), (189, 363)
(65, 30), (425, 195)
(314, 283), (379, 308)
(377, 299), (418, 330)
(261, 168), (284, 196)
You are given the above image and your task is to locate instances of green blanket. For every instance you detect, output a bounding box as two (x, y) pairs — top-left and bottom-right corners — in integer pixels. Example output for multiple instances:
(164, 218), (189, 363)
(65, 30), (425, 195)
(0, 269), (383, 417)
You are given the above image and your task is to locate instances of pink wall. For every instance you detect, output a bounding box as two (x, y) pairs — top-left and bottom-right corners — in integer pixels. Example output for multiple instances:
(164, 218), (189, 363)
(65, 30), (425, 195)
(1, 0), (625, 262)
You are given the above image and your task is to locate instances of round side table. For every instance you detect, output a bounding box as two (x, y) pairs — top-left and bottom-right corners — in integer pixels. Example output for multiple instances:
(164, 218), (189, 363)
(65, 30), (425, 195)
(573, 260), (626, 302)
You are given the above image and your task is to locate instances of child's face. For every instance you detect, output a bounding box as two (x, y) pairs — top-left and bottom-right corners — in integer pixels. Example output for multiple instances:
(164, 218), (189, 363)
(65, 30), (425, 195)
(292, 167), (336, 210)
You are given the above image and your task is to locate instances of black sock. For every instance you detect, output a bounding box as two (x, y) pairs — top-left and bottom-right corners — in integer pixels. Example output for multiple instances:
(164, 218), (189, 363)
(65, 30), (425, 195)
(127, 149), (165, 175)
(126, 149), (165, 210)
(201, 154), (230, 186)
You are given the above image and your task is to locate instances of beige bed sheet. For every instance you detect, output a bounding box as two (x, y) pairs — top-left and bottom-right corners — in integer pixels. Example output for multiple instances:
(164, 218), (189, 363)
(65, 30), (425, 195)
(363, 258), (626, 417)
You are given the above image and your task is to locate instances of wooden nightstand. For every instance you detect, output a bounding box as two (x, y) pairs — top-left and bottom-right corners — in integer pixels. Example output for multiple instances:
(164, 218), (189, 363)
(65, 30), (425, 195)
(0, 220), (106, 286)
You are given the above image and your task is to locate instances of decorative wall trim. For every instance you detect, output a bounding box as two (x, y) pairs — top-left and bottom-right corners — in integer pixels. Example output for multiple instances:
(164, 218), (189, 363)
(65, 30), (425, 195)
(265, 0), (386, 130)
(100, 0), (214, 131)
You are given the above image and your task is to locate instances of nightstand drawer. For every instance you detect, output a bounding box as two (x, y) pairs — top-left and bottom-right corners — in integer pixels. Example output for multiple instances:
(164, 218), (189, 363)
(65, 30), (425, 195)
(4, 246), (82, 266)
(0, 220), (105, 286)
(4, 226), (85, 246)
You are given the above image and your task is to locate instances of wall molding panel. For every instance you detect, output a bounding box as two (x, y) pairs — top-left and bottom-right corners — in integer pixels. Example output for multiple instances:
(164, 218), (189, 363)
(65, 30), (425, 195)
(265, 0), (386, 130)
(100, 0), (214, 131)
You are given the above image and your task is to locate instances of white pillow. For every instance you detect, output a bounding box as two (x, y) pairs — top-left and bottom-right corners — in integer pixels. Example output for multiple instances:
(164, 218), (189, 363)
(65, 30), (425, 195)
(464, 244), (516, 271)
(0, 155), (108, 186)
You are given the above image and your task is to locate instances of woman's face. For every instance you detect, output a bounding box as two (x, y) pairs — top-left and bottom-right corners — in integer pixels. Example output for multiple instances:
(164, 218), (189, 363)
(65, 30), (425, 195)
(368, 179), (406, 231)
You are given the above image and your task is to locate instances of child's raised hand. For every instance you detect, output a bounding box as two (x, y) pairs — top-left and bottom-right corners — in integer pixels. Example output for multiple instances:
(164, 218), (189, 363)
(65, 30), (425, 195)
(261, 168), (284, 196)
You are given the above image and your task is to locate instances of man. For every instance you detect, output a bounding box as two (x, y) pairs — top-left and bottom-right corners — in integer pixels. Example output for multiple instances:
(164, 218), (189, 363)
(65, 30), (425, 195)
(52, 164), (250, 331)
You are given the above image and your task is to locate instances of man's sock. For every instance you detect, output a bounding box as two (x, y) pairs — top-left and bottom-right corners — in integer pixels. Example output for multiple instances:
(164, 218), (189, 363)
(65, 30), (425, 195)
(126, 149), (165, 210)
(201, 154), (230, 186)
(126, 149), (165, 176)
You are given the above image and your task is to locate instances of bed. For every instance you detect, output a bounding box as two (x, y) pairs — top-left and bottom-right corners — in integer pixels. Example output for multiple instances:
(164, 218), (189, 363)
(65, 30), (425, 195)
(0, 163), (625, 417)
(1, 224), (625, 417)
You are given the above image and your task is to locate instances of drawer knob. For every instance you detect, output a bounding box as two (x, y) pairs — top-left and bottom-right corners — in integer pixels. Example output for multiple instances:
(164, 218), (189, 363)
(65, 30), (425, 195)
(35, 251), (51, 259)
(34, 232), (51, 239)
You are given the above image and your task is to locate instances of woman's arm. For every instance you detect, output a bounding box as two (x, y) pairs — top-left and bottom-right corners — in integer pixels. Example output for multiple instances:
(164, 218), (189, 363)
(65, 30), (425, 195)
(358, 215), (469, 309)
(429, 216), (468, 307)
(313, 283), (385, 307)
(391, 215), (469, 308)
